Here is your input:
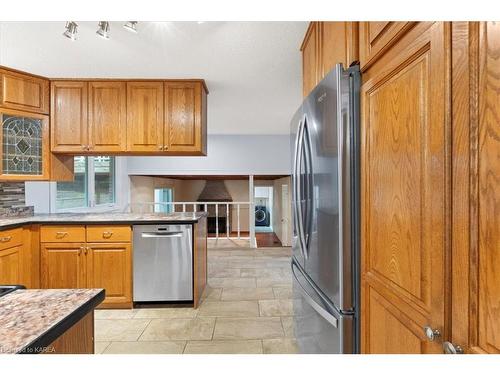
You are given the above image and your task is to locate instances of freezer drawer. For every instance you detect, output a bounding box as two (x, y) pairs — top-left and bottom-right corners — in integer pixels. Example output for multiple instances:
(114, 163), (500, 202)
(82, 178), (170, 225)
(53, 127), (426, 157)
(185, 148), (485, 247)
(292, 259), (354, 354)
(133, 224), (193, 302)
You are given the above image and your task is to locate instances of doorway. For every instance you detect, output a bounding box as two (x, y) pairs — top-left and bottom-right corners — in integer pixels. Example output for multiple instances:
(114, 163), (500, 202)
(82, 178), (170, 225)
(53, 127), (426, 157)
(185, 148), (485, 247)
(154, 188), (173, 213)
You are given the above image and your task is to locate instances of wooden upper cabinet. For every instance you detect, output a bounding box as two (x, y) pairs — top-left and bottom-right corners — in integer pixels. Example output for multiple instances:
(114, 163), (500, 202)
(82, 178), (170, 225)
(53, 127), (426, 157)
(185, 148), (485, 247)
(88, 81), (127, 153)
(361, 22), (448, 353)
(50, 78), (207, 156)
(319, 22), (359, 77)
(301, 22), (319, 97)
(51, 81), (88, 153)
(475, 21), (500, 354)
(164, 81), (207, 155)
(301, 22), (359, 98)
(359, 22), (417, 70)
(0, 109), (50, 181)
(126, 81), (164, 152)
(0, 69), (49, 114)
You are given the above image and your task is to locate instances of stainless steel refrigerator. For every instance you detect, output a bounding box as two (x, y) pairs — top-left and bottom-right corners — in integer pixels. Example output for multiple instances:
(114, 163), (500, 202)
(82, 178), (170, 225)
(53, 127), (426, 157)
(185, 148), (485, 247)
(291, 63), (360, 354)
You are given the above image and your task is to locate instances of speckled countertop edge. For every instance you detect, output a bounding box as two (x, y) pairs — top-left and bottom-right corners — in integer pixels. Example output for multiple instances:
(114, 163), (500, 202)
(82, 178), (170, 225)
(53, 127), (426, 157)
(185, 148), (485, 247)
(0, 289), (104, 354)
(0, 212), (208, 230)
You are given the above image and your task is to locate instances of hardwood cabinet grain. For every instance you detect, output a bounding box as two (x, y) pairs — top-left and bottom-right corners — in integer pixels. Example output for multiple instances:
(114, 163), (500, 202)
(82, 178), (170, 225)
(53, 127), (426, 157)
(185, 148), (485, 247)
(87, 243), (132, 308)
(360, 22), (449, 354)
(88, 81), (127, 153)
(0, 68), (49, 114)
(320, 22), (359, 77)
(476, 21), (500, 355)
(301, 22), (319, 97)
(51, 81), (88, 153)
(165, 81), (207, 155)
(0, 245), (23, 285)
(301, 22), (358, 98)
(40, 225), (132, 308)
(126, 81), (164, 152)
(41, 243), (87, 289)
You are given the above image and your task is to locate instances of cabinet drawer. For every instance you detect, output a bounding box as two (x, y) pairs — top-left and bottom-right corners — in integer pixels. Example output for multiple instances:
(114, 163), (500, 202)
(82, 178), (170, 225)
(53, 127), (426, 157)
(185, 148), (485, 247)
(0, 227), (23, 251)
(40, 226), (86, 243)
(86, 225), (131, 242)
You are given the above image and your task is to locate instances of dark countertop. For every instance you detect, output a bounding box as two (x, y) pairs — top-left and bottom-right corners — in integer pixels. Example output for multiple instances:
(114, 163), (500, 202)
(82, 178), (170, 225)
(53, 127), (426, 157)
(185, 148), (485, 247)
(0, 212), (208, 230)
(0, 289), (104, 354)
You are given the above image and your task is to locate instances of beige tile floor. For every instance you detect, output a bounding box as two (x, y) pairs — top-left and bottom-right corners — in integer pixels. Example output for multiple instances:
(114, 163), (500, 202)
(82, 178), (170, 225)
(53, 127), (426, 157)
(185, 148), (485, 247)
(94, 241), (298, 354)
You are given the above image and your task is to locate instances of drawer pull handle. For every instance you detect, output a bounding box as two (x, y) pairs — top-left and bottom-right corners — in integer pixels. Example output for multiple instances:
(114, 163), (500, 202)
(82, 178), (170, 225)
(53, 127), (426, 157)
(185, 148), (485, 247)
(55, 231), (68, 239)
(102, 231), (113, 238)
(0, 236), (12, 242)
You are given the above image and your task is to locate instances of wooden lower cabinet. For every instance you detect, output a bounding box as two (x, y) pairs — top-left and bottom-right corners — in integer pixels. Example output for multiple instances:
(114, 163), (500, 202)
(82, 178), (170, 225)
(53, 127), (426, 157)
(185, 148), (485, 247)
(360, 22), (449, 353)
(86, 243), (132, 308)
(40, 225), (132, 308)
(41, 243), (87, 289)
(0, 227), (34, 287)
(44, 311), (95, 354)
(0, 244), (24, 285)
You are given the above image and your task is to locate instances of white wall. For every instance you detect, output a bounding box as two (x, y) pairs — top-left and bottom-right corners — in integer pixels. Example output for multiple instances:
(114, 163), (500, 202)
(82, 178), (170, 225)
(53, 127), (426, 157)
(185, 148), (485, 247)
(127, 135), (291, 175)
(272, 176), (292, 246)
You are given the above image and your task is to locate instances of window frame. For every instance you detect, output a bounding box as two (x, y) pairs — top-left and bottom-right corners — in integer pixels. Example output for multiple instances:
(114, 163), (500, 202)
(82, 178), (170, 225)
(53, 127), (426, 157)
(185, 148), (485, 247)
(52, 156), (123, 213)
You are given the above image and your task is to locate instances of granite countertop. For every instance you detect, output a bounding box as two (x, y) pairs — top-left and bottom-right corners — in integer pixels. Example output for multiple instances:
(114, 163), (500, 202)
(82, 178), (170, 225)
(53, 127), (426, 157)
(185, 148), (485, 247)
(0, 211), (208, 230)
(0, 289), (104, 354)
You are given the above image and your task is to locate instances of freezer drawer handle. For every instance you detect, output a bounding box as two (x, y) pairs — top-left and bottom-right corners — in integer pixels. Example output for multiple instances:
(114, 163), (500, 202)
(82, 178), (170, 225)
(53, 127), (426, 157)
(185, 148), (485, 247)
(291, 262), (338, 328)
(141, 231), (183, 238)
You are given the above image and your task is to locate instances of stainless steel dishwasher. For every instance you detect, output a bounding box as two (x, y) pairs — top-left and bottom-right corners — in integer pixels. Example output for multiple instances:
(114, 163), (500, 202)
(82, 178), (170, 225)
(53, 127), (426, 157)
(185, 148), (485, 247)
(133, 224), (193, 302)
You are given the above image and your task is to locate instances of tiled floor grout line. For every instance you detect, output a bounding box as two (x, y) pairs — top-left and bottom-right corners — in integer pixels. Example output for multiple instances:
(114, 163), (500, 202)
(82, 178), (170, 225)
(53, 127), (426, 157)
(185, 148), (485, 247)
(135, 319), (153, 341)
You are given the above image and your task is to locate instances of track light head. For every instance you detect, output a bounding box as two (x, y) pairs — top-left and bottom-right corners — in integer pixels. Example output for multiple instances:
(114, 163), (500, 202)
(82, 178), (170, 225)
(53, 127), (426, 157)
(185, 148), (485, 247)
(63, 21), (78, 41)
(96, 21), (110, 39)
(123, 21), (138, 33)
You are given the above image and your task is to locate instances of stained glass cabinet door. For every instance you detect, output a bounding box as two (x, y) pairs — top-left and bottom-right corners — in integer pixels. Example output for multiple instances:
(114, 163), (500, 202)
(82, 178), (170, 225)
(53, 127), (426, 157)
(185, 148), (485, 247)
(0, 109), (49, 180)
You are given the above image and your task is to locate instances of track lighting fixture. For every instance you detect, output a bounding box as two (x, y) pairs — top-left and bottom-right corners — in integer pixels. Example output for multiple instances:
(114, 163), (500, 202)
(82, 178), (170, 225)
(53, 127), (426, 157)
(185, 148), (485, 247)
(62, 21), (78, 41)
(123, 21), (138, 33)
(96, 21), (110, 39)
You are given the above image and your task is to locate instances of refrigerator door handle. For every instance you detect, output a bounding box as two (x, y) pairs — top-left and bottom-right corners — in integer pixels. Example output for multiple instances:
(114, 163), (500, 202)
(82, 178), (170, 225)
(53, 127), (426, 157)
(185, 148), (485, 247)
(292, 261), (338, 328)
(302, 118), (314, 257)
(292, 119), (303, 239)
(294, 118), (307, 259)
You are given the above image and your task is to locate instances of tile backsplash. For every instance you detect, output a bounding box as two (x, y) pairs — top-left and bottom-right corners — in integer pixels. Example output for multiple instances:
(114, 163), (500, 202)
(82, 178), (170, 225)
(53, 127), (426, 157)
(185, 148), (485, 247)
(0, 182), (33, 217)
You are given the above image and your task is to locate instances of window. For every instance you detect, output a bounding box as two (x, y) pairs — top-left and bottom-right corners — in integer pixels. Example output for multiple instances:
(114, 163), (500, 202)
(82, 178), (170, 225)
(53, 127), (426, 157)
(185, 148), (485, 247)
(56, 156), (115, 210)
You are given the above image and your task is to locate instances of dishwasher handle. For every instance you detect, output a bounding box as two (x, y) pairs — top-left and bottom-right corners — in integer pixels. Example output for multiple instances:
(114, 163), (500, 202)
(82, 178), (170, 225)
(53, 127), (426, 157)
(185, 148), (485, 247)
(141, 231), (184, 238)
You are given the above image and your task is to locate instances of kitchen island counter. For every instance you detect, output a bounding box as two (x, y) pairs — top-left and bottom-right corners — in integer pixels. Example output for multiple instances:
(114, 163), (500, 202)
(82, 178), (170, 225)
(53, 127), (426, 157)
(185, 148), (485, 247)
(0, 288), (104, 354)
(0, 212), (208, 230)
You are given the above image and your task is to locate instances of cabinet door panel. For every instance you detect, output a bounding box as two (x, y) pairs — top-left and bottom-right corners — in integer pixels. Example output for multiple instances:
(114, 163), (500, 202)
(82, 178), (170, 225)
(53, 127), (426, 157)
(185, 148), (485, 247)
(165, 82), (202, 153)
(477, 21), (500, 354)
(0, 70), (49, 114)
(126, 82), (164, 152)
(0, 109), (50, 180)
(320, 22), (349, 77)
(87, 243), (131, 306)
(361, 22), (448, 353)
(359, 22), (416, 70)
(88, 82), (126, 152)
(301, 22), (319, 97)
(51, 81), (88, 153)
(41, 243), (86, 289)
(0, 246), (21, 284)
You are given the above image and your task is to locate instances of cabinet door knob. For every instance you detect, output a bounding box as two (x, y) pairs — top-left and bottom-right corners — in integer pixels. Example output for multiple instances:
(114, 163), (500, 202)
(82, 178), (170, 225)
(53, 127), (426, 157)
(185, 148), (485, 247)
(158, 145), (163, 151)
(443, 341), (464, 354)
(0, 236), (12, 242)
(424, 326), (441, 341)
(102, 231), (113, 239)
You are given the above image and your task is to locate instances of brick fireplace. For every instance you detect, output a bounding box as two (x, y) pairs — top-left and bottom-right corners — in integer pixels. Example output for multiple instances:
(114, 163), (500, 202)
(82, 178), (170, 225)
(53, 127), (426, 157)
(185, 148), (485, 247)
(197, 180), (233, 234)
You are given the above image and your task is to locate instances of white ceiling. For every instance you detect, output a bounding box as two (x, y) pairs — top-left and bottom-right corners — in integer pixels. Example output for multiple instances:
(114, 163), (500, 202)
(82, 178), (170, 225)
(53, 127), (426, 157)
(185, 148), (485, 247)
(0, 21), (307, 135)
